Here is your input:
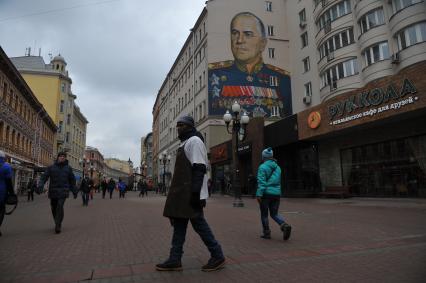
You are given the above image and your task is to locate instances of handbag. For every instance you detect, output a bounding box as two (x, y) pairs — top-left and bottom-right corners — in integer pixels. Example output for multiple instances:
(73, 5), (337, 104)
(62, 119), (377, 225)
(5, 192), (18, 215)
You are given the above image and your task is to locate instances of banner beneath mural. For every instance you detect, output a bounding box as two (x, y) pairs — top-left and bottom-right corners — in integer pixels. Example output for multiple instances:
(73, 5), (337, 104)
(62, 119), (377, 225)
(208, 11), (292, 118)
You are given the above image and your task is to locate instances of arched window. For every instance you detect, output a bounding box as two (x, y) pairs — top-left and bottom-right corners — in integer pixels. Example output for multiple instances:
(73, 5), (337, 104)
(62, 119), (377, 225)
(5, 125), (10, 145)
(17, 133), (21, 150)
(0, 121), (4, 144)
(11, 129), (16, 148)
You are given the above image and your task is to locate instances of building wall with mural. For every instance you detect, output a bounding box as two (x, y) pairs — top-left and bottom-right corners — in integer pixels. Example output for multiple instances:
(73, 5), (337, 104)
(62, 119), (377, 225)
(207, 0), (293, 119)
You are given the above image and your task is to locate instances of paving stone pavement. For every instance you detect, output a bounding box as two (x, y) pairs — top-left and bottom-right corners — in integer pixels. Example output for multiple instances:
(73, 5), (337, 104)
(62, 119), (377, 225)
(0, 192), (425, 283)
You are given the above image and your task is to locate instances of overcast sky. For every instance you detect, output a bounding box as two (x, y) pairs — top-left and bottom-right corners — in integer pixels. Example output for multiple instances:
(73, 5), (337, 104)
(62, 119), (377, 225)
(0, 0), (204, 166)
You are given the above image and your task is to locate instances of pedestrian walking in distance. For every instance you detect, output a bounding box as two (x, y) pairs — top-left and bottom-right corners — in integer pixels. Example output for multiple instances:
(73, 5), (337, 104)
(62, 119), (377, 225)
(156, 115), (225, 272)
(118, 178), (126, 198)
(80, 176), (92, 206)
(107, 178), (115, 199)
(100, 177), (108, 199)
(137, 179), (145, 197)
(37, 151), (77, 234)
(27, 178), (36, 202)
(256, 147), (291, 240)
(0, 150), (14, 237)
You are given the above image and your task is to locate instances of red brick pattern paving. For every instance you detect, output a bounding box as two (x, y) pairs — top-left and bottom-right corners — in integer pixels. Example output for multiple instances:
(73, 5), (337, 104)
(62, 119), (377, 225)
(0, 193), (425, 282)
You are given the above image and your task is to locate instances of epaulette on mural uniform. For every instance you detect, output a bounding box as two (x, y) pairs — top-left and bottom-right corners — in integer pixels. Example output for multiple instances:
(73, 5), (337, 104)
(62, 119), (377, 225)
(208, 60), (234, 70)
(265, 64), (291, 76)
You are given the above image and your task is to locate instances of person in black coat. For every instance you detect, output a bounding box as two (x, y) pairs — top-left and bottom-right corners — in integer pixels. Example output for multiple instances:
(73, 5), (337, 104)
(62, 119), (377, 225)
(27, 178), (37, 201)
(37, 151), (77, 234)
(107, 178), (116, 199)
(80, 176), (92, 206)
(100, 178), (108, 199)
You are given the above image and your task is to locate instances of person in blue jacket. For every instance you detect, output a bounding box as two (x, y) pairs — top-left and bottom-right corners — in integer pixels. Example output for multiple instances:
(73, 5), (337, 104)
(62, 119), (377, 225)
(0, 150), (14, 237)
(256, 147), (291, 240)
(118, 178), (126, 198)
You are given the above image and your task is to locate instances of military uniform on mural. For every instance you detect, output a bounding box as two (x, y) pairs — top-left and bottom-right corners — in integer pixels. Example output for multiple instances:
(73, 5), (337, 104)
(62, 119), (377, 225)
(208, 60), (292, 118)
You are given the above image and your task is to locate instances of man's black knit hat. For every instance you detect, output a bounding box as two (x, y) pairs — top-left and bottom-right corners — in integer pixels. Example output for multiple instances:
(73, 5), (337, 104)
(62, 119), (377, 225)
(177, 115), (195, 127)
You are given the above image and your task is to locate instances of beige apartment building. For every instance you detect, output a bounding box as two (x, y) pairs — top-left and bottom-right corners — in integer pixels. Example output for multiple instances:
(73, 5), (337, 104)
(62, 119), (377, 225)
(72, 105), (88, 178)
(153, 0), (294, 184)
(153, 0), (426, 197)
(104, 158), (132, 175)
(290, 0), (426, 197)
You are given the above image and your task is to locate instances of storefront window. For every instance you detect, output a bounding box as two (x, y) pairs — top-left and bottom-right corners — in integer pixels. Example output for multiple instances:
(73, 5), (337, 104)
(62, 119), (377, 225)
(341, 135), (426, 197)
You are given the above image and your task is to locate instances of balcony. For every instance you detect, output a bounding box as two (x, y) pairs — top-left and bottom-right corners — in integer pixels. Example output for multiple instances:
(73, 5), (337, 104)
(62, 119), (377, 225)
(388, 2), (426, 35)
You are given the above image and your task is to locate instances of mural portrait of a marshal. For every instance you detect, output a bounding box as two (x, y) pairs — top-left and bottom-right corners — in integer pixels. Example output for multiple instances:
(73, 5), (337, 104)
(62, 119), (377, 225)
(208, 12), (292, 118)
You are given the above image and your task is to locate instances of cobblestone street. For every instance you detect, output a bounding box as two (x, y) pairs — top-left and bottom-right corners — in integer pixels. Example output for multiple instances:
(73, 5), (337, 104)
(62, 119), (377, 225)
(0, 192), (425, 283)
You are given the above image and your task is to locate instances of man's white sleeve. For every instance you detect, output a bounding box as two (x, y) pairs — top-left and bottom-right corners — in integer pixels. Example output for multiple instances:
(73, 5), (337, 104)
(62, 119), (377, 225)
(184, 137), (207, 165)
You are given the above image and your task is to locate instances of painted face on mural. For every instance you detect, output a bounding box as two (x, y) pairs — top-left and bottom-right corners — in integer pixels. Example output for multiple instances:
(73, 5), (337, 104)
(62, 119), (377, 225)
(230, 14), (267, 66)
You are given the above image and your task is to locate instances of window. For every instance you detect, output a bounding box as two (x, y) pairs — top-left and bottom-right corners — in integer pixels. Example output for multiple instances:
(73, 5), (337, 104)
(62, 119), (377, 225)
(60, 100), (64, 112)
(359, 8), (385, 34)
(301, 32), (308, 48)
(2, 82), (7, 100)
(318, 28), (354, 59)
(67, 114), (71, 125)
(316, 0), (352, 31)
(58, 121), (63, 133)
(66, 132), (70, 143)
(392, 0), (423, 14)
(396, 22), (426, 50)
(320, 58), (358, 88)
(303, 57), (310, 72)
(299, 9), (306, 24)
(268, 48), (275, 58)
(61, 82), (66, 93)
(363, 41), (390, 66)
(265, 1), (272, 12)
(268, 25), (274, 36)
(304, 82), (312, 96)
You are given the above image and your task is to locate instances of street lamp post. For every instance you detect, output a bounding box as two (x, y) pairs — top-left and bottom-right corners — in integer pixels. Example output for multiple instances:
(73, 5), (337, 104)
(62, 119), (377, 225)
(223, 101), (250, 207)
(90, 164), (94, 179)
(159, 151), (171, 196)
(133, 167), (138, 191)
(127, 158), (134, 190)
(79, 156), (90, 180)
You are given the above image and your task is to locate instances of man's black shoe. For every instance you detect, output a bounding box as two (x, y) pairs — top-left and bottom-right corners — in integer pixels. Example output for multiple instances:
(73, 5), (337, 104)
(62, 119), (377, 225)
(260, 234), (271, 239)
(155, 260), (182, 271)
(281, 223), (292, 241)
(201, 257), (225, 272)
(55, 224), (61, 234)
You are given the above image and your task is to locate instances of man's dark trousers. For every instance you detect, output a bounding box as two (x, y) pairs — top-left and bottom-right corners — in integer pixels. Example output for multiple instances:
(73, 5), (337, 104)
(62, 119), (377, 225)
(169, 214), (224, 262)
(50, 198), (66, 227)
(82, 192), (89, 206)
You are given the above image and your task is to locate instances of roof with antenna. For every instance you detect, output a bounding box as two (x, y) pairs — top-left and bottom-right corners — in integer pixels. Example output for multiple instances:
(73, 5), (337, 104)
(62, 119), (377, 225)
(10, 55), (47, 70)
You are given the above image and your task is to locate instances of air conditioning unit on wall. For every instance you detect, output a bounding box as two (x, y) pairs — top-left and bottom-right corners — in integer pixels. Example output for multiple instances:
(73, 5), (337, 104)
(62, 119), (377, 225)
(303, 96), (312, 104)
(391, 53), (400, 64)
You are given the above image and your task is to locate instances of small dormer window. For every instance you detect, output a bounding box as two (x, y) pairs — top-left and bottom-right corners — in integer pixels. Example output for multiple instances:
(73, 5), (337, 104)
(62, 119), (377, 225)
(61, 66), (64, 71)
(56, 64), (59, 70)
